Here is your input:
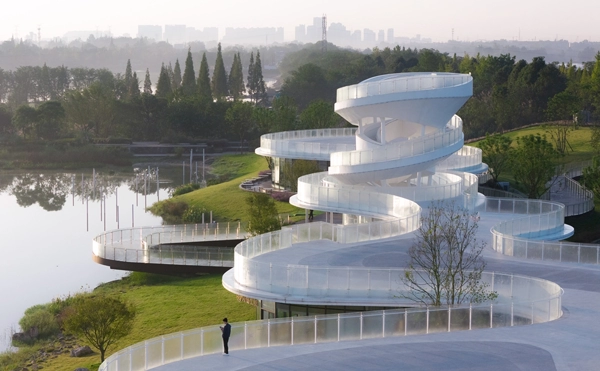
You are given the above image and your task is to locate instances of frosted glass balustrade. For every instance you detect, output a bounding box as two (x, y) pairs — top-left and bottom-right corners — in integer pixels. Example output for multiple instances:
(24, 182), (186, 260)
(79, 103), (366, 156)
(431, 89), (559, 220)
(330, 118), (463, 167)
(99, 271), (562, 371)
(336, 74), (472, 102)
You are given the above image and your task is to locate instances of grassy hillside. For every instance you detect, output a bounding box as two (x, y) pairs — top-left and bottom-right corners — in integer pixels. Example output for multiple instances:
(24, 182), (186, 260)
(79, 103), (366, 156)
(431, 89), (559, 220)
(152, 153), (303, 222)
(0, 274), (256, 371)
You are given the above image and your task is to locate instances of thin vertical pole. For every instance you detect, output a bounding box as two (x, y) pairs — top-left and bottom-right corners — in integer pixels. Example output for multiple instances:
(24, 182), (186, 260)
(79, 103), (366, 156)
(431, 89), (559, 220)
(132, 204), (135, 228)
(156, 167), (160, 200)
(103, 195), (106, 231)
(182, 161), (185, 185)
(190, 149), (193, 183)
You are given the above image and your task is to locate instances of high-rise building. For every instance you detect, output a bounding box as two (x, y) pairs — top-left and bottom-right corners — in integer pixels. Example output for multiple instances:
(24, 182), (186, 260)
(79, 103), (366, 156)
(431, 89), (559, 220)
(138, 25), (162, 41)
(164, 25), (186, 45)
(387, 28), (394, 43)
(363, 28), (376, 44)
(378, 30), (385, 43)
(295, 25), (306, 43)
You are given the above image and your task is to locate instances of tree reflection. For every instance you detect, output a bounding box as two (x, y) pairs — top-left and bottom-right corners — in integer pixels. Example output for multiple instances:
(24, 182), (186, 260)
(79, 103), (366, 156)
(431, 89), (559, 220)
(5, 169), (174, 211)
(9, 173), (70, 211)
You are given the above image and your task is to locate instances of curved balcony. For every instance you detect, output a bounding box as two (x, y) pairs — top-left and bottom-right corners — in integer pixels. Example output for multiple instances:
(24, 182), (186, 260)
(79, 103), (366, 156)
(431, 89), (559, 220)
(255, 128), (356, 161)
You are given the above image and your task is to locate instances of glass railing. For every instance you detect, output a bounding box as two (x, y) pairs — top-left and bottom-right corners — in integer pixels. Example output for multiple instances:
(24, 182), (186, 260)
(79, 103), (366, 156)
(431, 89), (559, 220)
(476, 198), (565, 239)
(93, 223), (248, 266)
(295, 172), (421, 219)
(337, 74), (472, 102)
(330, 118), (463, 168)
(99, 271), (561, 371)
(436, 145), (484, 172)
(491, 233), (600, 265)
(541, 175), (594, 217)
(257, 128), (357, 159)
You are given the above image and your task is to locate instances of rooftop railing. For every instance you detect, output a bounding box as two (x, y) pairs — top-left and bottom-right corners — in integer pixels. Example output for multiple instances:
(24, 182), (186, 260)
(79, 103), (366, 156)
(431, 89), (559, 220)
(336, 74), (472, 102)
(99, 270), (561, 371)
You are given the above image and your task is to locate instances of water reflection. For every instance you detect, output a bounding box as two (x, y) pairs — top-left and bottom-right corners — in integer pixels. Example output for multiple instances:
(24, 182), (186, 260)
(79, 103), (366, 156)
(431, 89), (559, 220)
(2, 168), (173, 212)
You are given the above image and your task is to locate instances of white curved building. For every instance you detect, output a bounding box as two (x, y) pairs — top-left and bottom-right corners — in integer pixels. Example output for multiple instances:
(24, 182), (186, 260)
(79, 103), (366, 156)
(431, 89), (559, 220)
(223, 72), (574, 317)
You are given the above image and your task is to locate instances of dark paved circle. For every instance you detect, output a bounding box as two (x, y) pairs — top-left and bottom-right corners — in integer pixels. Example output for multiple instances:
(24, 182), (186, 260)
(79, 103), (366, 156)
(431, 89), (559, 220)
(239, 341), (556, 371)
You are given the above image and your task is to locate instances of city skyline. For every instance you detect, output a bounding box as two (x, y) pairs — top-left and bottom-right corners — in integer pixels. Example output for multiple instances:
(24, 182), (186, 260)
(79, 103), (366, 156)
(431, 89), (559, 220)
(2, 0), (600, 44)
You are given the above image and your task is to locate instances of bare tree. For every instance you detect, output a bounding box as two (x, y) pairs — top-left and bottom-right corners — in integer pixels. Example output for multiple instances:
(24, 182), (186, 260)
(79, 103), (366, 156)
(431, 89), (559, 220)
(400, 201), (497, 306)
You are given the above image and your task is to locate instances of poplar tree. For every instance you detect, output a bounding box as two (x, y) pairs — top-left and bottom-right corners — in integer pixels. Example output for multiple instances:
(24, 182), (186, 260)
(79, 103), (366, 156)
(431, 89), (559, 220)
(129, 71), (141, 99)
(181, 49), (197, 96)
(252, 51), (267, 104)
(124, 59), (132, 89)
(173, 59), (182, 90)
(155, 64), (172, 98)
(211, 43), (228, 100)
(247, 52), (255, 101)
(143, 68), (152, 94)
(197, 52), (212, 101)
(229, 52), (245, 100)
(167, 62), (175, 88)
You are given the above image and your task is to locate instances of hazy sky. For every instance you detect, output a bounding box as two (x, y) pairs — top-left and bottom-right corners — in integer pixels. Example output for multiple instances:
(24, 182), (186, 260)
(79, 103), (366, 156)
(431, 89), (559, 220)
(2, 0), (599, 43)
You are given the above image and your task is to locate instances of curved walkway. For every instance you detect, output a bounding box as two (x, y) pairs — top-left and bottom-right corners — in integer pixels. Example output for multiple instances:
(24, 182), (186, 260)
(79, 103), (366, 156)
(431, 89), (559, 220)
(152, 235), (600, 371)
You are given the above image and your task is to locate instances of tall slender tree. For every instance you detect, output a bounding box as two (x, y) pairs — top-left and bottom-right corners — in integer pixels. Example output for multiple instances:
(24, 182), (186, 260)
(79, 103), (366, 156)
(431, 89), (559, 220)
(211, 43), (228, 100)
(129, 72), (141, 99)
(124, 59), (133, 89)
(173, 59), (182, 90)
(229, 52), (245, 100)
(197, 52), (212, 101)
(252, 51), (267, 104)
(143, 68), (152, 94)
(247, 52), (255, 101)
(181, 49), (197, 96)
(155, 64), (172, 98)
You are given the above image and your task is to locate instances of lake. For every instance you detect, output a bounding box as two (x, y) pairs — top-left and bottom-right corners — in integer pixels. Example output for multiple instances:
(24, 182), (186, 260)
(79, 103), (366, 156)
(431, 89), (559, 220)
(0, 169), (178, 351)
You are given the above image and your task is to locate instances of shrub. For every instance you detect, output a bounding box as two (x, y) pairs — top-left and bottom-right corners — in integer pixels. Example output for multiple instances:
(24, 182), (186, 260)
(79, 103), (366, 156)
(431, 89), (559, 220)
(18, 305), (60, 341)
(182, 205), (209, 223)
(172, 183), (201, 197)
(149, 199), (188, 223)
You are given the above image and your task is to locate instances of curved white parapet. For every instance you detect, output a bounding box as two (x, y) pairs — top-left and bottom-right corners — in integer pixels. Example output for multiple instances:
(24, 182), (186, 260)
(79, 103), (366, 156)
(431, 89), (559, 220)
(335, 73), (473, 128)
(255, 128), (356, 161)
(328, 116), (464, 183)
(436, 145), (489, 174)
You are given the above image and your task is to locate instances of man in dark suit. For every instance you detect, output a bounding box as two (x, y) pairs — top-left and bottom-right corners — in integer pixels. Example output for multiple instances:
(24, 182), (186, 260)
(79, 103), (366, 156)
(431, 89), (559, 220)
(220, 317), (231, 355)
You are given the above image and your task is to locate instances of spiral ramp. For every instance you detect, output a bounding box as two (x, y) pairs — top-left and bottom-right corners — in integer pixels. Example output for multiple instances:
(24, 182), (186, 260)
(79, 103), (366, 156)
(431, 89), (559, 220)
(225, 72), (576, 307)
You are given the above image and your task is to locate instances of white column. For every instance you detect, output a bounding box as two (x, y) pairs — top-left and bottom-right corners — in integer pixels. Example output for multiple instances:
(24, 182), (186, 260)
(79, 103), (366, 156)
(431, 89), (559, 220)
(380, 117), (386, 144)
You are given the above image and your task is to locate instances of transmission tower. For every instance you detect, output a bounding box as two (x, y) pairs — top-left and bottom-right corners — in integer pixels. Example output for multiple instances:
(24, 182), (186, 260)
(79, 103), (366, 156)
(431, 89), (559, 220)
(37, 25), (41, 45)
(322, 14), (327, 52)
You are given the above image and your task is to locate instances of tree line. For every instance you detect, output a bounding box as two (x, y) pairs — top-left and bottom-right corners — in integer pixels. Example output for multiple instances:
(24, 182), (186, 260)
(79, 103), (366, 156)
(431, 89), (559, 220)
(2, 42), (600, 145)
